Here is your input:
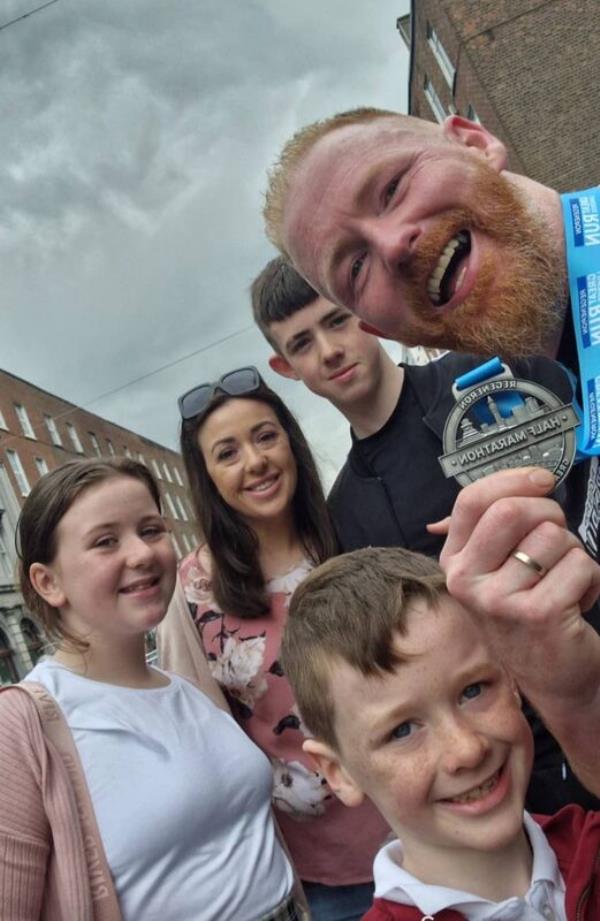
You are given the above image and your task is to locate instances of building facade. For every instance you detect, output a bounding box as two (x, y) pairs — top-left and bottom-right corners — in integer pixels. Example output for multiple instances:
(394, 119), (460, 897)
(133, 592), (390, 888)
(398, 0), (600, 191)
(0, 368), (199, 683)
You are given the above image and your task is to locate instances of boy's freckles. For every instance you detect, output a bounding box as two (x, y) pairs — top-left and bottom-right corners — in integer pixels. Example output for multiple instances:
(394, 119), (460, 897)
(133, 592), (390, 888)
(328, 596), (534, 873)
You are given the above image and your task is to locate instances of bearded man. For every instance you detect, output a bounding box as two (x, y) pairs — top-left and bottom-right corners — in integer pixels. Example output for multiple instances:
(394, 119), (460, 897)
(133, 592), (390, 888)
(264, 109), (572, 360)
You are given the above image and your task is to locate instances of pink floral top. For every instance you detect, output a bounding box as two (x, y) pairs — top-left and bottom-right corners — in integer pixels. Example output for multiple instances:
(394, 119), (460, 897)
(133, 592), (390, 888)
(177, 545), (389, 886)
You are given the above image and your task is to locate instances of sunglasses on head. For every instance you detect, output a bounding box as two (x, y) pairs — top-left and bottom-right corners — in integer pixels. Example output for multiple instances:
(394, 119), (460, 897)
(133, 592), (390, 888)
(178, 366), (263, 421)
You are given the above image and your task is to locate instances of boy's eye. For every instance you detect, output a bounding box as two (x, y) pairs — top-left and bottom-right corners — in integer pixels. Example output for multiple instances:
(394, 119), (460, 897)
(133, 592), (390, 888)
(330, 312), (349, 328)
(290, 336), (310, 354)
(461, 682), (483, 702)
(390, 720), (414, 741)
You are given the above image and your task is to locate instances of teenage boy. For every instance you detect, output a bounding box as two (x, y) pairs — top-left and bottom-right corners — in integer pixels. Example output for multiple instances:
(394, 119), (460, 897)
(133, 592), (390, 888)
(282, 546), (600, 921)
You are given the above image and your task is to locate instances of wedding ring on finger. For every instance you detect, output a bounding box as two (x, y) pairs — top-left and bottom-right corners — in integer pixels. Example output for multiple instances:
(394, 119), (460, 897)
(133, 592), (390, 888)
(511, 549), (547, 578)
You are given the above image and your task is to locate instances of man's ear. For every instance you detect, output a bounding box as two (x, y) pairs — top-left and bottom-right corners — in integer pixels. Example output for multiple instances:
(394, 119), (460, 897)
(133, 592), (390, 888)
(29, 562), (66, 609)
(442, 115), (508, 171)
(303, 738), (365, 808)
(269, 353), (300, 381)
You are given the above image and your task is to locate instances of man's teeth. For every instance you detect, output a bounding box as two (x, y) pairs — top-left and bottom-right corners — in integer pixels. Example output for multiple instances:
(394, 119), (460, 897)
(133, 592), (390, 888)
(427, 231), (469, 305)
(449, 770), (499, 804)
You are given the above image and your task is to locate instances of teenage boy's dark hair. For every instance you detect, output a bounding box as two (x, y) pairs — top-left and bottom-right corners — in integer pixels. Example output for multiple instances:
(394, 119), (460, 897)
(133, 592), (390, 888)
(251, 256), (320, 350)
(282, 547), (447, 748)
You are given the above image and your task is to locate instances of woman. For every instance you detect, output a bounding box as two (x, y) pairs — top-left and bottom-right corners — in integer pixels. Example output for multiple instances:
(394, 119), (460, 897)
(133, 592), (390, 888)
(159, 367), (390, 921)
(0, 457), (298, 921)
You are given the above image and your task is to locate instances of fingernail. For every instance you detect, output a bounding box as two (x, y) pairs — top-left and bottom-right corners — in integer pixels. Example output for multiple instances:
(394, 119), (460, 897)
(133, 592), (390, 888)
(528, 468), (556, 487)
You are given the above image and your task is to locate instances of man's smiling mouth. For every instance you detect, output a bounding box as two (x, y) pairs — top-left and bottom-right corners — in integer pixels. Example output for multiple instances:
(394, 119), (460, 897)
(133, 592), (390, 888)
(426, 231), (471, 307)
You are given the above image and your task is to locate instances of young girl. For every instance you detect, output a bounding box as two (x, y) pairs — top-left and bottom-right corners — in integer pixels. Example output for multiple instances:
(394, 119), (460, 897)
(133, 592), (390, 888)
(158, 367), (390, 921)
(0, 457), (298, 921)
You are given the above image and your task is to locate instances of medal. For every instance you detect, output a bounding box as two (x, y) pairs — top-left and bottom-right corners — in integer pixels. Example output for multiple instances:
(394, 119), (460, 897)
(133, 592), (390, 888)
(439, 358), (579, 488)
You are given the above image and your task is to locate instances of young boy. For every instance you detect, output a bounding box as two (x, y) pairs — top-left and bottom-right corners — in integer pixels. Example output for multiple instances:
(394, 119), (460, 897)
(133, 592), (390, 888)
(282, 547), (600, 920)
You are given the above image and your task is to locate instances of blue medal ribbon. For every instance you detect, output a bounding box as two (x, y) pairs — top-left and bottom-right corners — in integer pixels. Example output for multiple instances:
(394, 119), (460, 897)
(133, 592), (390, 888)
(560, 186), (600, 456)
(453, 357), (525, 425)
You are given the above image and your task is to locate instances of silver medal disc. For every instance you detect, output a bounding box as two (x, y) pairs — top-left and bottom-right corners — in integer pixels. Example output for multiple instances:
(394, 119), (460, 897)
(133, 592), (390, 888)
(439, 376), (580, 488)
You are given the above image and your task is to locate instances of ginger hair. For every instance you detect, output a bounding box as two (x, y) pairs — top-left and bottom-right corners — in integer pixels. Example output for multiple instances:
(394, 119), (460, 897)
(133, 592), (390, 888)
(263, 107), (437, 256)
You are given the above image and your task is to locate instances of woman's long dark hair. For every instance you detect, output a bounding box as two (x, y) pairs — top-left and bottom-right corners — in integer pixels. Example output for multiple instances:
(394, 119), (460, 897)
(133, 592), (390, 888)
(180, 380), (338, 618)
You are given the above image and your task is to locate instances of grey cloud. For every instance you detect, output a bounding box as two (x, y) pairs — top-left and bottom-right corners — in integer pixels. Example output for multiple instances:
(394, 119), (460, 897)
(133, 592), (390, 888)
(1, 0), (409, 472)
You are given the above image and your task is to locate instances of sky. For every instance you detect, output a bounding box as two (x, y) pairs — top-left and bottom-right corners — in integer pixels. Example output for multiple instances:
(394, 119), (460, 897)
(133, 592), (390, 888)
(0, 0), (410, 486)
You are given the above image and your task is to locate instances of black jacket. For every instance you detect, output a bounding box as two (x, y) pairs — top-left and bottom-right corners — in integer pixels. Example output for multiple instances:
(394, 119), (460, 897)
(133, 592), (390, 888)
(327, 350), (600, 813)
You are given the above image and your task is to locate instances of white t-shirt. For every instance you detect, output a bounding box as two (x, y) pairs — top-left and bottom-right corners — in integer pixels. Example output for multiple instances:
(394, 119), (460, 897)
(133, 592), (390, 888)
(28, 659), (292, 921)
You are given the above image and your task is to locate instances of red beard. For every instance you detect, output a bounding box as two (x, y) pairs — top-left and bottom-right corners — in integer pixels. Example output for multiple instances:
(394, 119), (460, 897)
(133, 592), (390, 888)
(399, 161), (566, 357)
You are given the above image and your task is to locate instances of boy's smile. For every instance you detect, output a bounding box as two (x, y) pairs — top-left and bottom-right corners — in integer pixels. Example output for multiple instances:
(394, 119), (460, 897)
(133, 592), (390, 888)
(316, 595), (534, 886)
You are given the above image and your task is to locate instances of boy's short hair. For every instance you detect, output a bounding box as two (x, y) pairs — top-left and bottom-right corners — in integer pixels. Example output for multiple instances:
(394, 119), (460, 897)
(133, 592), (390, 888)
(282, 547), (447, 749)
(250, 255), (320, 351)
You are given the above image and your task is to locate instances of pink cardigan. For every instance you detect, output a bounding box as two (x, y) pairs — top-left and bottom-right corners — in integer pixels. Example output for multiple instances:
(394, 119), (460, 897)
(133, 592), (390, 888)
(0, 687), (114, 921)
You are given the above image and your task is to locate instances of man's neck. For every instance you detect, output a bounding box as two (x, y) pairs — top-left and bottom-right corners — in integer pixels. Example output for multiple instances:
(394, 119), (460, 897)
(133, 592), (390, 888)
(402, 825), (532, 904)
(341, 353), (404, 439)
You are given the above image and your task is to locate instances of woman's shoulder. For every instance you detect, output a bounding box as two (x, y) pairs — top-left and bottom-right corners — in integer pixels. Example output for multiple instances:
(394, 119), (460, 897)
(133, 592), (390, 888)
(178, 543), (216, 604)
(0, 684), (44, 749)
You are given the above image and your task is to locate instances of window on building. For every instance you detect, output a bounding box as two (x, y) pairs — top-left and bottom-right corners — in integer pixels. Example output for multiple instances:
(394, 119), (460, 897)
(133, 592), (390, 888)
(14, 404), (35, 439)
(152, 459), (162, 480)
(175, 495), (188, 521)
(182, 533), (194, 554)
(162, 462), (173, 482)
(44, 414), (62, 446)
(89, 433), (102, 457)
(0, 409), (7, 431)
(21, 617), (44, 666)
(426, 22), (455, 88)
(124, 447), (132, 459)
(0, 531), (12, 581)
(106, 438), (116, 456)
(6, 449), (30, 496)
(66, 423), (84, 454)
(171, 534), (182, 560)
(137, 453), (147, 466)
(173, 467), (183, 487)
(165, 492), (178, 519)
(34, 457), (50, 477)
(466, 103), (481, 124)
(424, 75), (446, 123)
(0, 627), (18, 685)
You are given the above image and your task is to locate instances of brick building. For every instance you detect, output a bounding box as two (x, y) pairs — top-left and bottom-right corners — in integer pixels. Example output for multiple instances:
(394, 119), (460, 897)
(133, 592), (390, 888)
(0, 368), (199, 683)
(398, 0), (600, 191)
